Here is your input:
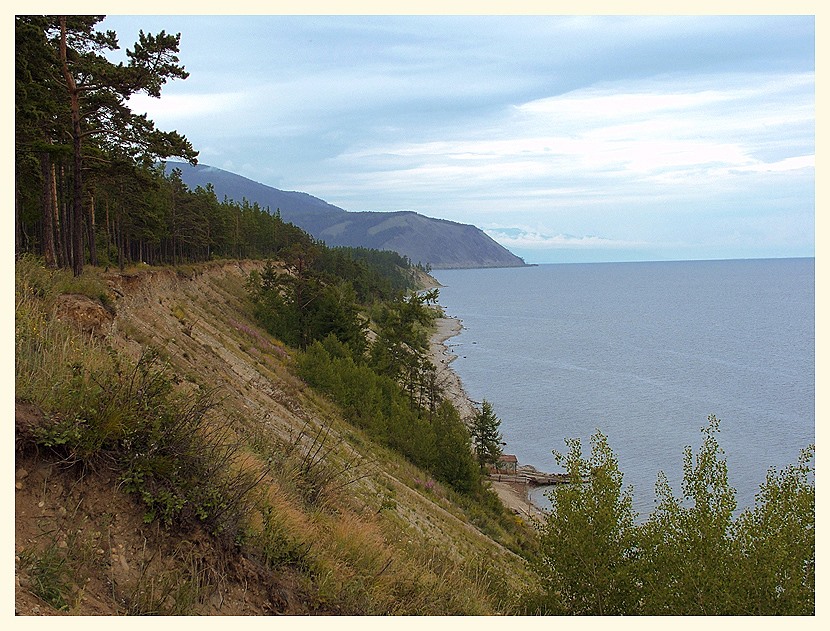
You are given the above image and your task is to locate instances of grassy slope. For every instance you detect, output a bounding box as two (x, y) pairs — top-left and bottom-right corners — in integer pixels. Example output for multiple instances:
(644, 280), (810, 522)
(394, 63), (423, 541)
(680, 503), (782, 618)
(14, 259), (537, 615)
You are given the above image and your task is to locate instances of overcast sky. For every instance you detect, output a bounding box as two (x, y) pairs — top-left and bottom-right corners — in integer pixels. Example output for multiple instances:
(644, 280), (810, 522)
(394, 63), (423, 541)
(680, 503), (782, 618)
(101, 12), (815, 264)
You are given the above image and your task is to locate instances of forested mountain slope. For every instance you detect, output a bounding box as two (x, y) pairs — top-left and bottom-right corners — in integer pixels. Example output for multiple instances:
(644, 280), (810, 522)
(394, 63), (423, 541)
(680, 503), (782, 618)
(166, 162), (526, 269)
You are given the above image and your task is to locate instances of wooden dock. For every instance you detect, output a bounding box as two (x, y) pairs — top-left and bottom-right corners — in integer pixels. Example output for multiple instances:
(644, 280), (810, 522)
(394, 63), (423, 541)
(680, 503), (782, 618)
(490, 465), (589, 486)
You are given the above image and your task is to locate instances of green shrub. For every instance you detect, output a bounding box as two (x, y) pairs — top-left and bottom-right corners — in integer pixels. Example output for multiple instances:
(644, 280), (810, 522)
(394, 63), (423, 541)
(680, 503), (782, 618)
(527, 417), (815, 615)
(15, 257), (113, 408)
(17, 258), (261, 537)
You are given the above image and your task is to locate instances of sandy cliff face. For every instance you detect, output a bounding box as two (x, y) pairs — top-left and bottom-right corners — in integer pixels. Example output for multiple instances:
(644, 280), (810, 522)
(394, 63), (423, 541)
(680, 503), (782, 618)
(15, 261), (534, 615)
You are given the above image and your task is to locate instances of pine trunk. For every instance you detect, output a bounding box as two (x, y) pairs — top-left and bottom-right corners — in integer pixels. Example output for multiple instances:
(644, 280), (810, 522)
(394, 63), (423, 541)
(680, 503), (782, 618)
(59, 16), (85, 277)
(39, 152), (57, 268)
(87, 191), (98, 267)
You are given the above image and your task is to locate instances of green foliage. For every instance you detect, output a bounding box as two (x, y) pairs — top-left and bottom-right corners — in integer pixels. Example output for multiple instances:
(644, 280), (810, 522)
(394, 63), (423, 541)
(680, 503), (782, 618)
(280, 418), (373, 508)
(246, 504), (311, 572)
(116, 541), (221, 615)
(15, 16), (435, 287)
(20, 304), (260, 538)
(432, 401), (479, 493)
(15, 254), (110, 309)
(15, 256), (116, 409)
(532, 431), (637, 615)
(731, 445), (815, 614)
(370, 291), (441, 410)
(16, 519), (108, 614)
(249, 258), (368, 352)
(638, 420), (814, 615)
(471, 399), (503, 472)
(296, 338), (479, 495)
(15, 16), (197, 274)
(637, 416), (739, 614)
(250, 268), (472, 498)
(18, 542), (73, 611)
(318, 246), (419, 301)
(109, 359), (246, 530)
(526, 415), (815, 615)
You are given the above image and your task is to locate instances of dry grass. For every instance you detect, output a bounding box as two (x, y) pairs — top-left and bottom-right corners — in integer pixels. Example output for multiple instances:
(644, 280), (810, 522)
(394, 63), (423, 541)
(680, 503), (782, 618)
(15, 258), (113, 409)
(15, 257), (538, 615)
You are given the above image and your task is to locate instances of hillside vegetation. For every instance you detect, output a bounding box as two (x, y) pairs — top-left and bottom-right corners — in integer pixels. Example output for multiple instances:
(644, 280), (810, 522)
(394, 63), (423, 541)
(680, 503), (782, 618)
(15, 17), (538, 612)
(14, 256), (538, 615)
(166, 162), (527, 269)
(15, 253), (816, 616)
(15, 15), (814, 616)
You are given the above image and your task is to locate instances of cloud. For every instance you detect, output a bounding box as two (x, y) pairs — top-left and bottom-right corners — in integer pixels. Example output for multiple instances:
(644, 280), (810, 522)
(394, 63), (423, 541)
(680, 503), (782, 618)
(127, 91), (249, 124)
(103, 15), (813, 262)
(325, 71), (813, 188)
(484, 228), (647, 250)
(728, 155), (815, 174)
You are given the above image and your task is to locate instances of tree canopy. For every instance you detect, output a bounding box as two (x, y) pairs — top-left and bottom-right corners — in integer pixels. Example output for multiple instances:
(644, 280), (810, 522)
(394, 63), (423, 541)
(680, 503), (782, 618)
(471, 400), (503, 472)
(527, 416), (815, 615)
(15, 15), (196, 274)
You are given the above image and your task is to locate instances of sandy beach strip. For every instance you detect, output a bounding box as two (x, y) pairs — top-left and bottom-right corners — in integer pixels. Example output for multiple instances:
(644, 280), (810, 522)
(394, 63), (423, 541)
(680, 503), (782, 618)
(428, 315), (478, 422)
(428, 313), (547, 521)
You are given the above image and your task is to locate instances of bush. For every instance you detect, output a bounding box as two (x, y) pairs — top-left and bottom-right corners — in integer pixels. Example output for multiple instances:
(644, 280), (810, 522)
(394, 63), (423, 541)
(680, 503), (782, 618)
(16, 258), (261, 537)
(295, 339), (479, 494)
(527, 416), (815, 615)
(15, 256), (114, 407)
(31, 349), (260, 536)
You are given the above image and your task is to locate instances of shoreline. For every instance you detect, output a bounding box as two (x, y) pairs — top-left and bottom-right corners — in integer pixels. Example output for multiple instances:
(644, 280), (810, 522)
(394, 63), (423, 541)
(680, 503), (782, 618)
(428, 314), (477, 423)
(428, 312), (546, 521)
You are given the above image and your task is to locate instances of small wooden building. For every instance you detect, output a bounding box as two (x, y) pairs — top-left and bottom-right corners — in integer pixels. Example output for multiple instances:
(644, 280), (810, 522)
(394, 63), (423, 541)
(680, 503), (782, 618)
(495, 454), (518, 474)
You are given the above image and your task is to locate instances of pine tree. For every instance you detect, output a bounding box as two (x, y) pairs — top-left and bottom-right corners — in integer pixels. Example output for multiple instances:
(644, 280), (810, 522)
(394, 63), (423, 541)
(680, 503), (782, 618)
(37, 15), (197, 275)
(471, 399), (503, 472)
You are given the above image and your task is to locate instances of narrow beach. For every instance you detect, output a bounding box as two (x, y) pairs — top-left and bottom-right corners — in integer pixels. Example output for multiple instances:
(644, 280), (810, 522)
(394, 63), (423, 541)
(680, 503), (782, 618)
(428, 315), (477, 422)
(429, 313), (546, 521)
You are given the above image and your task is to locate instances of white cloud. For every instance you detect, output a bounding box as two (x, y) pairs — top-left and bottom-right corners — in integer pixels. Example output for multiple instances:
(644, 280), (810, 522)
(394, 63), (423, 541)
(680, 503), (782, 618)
(127, 91), (249, 123)
(484, 228), (647, 250)
(728, 155), (815, 174)
(300, 68), (813, 235)
(516, 89), (732, 119)
(108, 15), (813, 262)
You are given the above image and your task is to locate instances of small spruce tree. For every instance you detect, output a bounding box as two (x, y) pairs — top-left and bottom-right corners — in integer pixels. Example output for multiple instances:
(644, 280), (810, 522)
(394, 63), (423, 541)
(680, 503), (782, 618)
(471, 399), (503, 472)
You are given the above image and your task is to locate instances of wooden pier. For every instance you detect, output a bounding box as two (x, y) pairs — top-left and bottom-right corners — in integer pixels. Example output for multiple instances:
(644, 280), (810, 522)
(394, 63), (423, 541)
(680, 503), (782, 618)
(490, 465), (589, 486)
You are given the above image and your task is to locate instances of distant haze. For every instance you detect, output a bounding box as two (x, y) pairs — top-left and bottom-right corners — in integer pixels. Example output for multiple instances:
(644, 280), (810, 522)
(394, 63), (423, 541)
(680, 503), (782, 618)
(105, 13), (815, 264)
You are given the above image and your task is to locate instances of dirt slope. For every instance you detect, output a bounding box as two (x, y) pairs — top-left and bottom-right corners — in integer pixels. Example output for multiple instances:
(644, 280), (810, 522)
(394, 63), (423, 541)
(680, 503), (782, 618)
(15, 262), (311, 614)
(15, 261), (533, 615)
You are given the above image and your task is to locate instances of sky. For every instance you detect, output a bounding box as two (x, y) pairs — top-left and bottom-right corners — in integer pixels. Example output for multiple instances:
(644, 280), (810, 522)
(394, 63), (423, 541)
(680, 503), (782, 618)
(97, 10), (816, 264)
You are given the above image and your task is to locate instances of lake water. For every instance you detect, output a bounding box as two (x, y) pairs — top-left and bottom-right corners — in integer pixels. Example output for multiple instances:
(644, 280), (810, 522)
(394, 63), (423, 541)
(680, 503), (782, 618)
(432, 258), (815, 517)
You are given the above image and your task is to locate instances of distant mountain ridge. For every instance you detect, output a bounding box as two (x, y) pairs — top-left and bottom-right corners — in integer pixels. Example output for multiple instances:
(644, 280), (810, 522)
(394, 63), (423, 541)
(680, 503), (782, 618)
(165, 163), (525, 269)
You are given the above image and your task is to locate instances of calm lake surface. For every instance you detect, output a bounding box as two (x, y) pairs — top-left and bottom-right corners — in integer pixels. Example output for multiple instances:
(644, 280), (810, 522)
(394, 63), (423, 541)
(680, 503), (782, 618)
(432, 258), (814, 517)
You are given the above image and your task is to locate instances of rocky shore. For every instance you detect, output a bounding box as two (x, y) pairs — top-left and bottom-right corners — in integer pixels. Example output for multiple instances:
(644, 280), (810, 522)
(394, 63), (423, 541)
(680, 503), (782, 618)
(428, 313), (547, 521)
(428, 315), (477, 422)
